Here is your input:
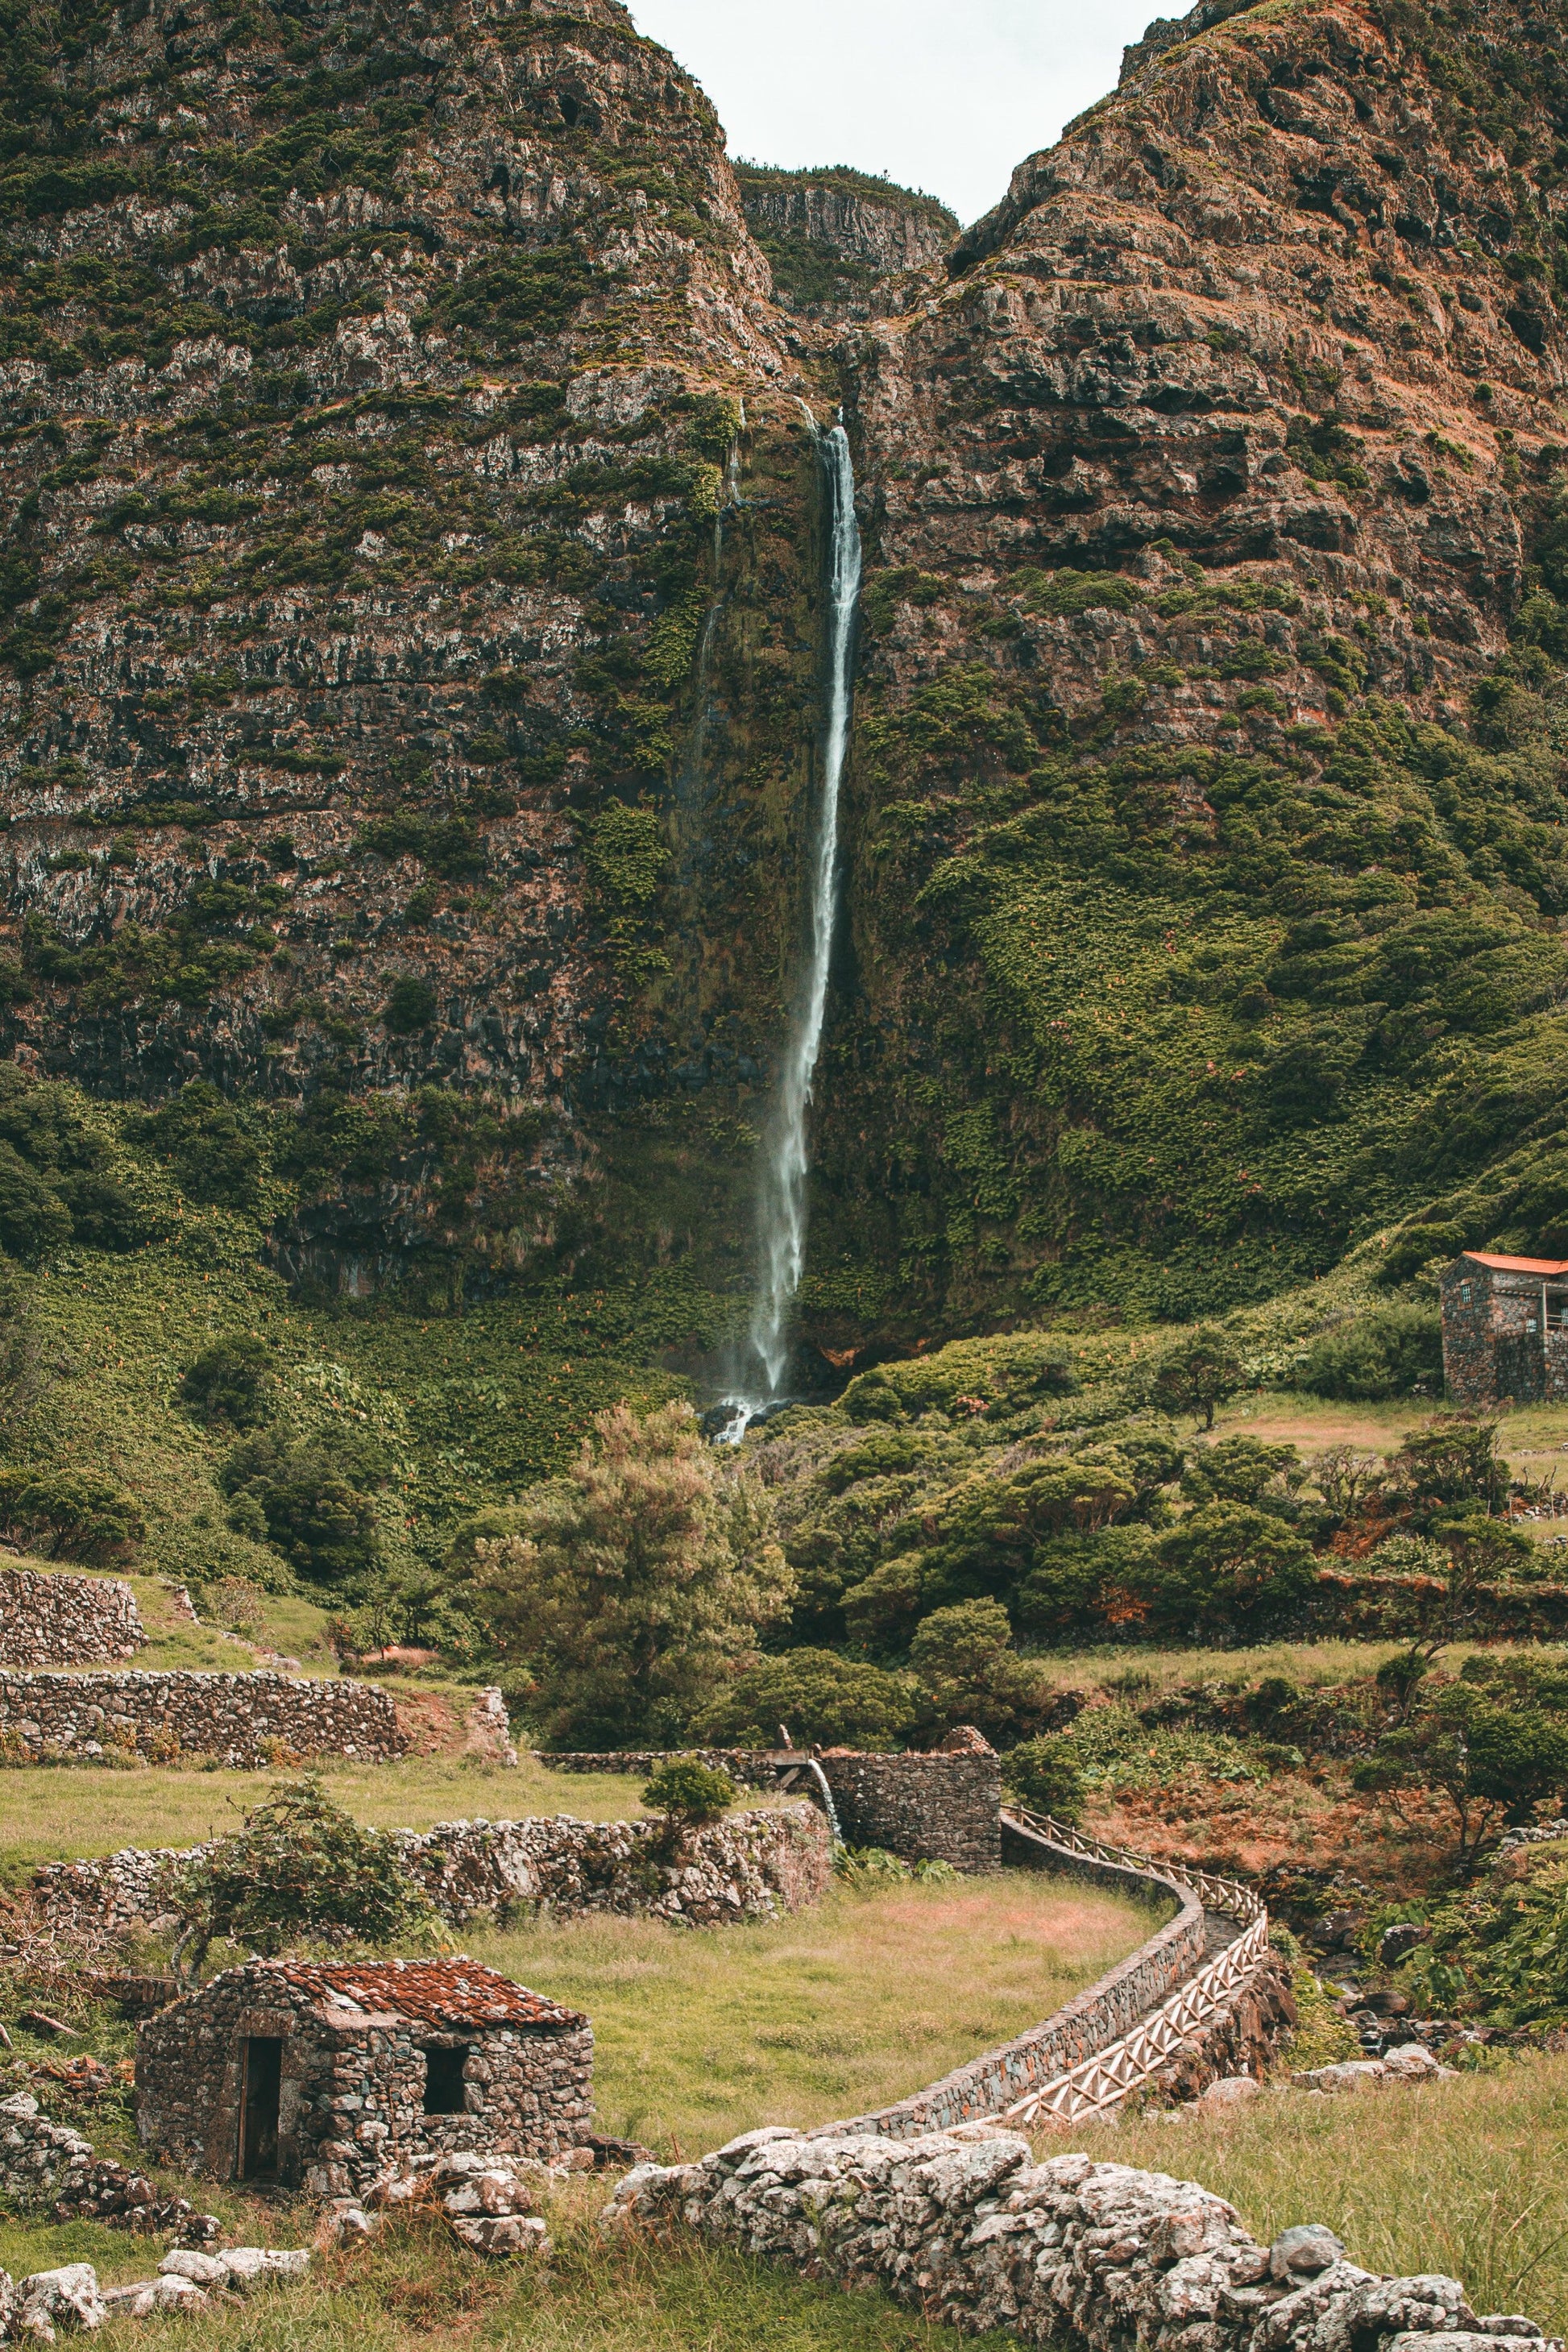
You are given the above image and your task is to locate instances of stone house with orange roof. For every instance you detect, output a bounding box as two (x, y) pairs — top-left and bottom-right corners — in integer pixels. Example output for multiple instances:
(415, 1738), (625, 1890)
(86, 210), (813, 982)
(1439, 1250), (1568, 1408)
(135, 1958), (591, 2195)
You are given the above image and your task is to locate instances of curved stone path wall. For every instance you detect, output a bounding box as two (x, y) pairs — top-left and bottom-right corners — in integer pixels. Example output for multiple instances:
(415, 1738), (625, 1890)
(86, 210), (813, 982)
(611, 1810), (1545, 2351)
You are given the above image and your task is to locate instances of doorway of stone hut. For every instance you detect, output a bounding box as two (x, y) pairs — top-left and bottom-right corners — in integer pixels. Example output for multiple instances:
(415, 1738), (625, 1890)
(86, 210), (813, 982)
(239, 2036), (282, 2180)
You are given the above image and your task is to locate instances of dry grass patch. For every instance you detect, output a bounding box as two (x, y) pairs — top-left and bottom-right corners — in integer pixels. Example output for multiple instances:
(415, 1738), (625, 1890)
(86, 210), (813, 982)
(467, 1873), (1163, 2158)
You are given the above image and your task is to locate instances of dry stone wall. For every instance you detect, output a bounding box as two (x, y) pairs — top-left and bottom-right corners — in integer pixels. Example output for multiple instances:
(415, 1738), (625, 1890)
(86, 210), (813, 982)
(610, 2132), (1550, 2352)
(0, 2092), (217, 2240)
(0, 1670), (404, 1765)
(0, 1570), (145, 1666)
(29, 1803), (833, 1937)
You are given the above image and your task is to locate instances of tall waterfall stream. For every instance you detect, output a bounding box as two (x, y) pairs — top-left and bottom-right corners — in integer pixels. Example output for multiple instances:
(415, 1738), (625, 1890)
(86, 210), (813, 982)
(720, 419), (861, 1442)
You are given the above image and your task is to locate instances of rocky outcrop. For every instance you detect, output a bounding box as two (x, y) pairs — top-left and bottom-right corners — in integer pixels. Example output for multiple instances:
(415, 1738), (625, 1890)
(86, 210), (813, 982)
(735, 165), (956, 319)
(0, 1570), (144, 1666)
(610, 2129), (1550, 2351)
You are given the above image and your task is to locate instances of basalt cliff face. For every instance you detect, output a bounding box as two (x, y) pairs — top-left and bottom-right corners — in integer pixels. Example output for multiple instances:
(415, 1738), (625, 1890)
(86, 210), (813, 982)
(3, 0), (1568, 1351)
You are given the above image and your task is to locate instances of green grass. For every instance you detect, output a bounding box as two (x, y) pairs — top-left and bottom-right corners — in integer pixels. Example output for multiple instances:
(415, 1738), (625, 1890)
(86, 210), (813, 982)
(463, 1873), (1159, 2157)
(1090, 2052), (1568, 2333)
(0, 2197), (1016, 2351)
(0, 1755), (687, 1884)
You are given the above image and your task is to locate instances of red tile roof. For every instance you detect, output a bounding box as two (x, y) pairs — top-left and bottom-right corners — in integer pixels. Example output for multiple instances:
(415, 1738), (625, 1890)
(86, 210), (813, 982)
(1456, 1251), (1568, 1276)
(268, 1960), (583, 2031)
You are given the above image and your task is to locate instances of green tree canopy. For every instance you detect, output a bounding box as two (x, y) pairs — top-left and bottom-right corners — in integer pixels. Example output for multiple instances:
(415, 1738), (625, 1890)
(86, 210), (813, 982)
(473, 1400), (794, 1748)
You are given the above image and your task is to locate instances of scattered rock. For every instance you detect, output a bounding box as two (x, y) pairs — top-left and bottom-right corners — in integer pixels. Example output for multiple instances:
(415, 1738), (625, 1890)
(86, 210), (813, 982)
(1379, 1924), (1429, 1967)
(15, 2266), (107, 2341)
(214, 2250), (310, 2292)
(1195, 2075), (1263, 2113)
(156, 2253), (226, 2289)
(101, 2278), (209, 2319)
(1271, 2225), (1347, 2280)
(446, 2215), (550, 2259)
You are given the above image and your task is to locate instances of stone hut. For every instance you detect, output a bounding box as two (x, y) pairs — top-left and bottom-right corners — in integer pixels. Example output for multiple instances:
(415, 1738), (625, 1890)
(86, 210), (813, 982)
(135, 1957), (592, 2195)
(1439, 1249), (1568, 1407)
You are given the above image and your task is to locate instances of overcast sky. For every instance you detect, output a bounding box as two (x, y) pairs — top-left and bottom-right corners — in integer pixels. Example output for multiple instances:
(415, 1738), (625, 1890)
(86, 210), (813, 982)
(625, 0), (1159, 228)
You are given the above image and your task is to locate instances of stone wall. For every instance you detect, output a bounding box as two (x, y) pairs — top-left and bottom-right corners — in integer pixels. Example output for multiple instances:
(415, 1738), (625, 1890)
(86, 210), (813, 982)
(0, 1570), (145, 1666)
(533, 1748), (782, 1790)
(818, 1749), (1002, 1874)
(610, 2130), (1549, 2352)
(29, 1802), (833, 1938)
(537, 1747), (1005, 1872)
(0, 1670), (404, 1765)
(0, 2090), (217, 2240)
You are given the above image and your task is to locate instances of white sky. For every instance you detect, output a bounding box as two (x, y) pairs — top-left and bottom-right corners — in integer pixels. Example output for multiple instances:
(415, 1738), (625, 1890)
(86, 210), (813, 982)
(625, 0), (1161, 228)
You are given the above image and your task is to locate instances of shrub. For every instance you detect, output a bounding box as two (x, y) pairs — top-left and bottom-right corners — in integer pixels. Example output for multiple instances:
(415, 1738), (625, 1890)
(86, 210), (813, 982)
(0, 1467), (145, 1562)
(180, 1334), (274, 1429)
(162, 1776), (435, 1981)
(1135, 1502), (1317, 1634)
(641, 1758), (737, 1826)
(384, 975), (438, 1035)
(1377, 1221), (1466, 1286)
(1298, 1305), (1443, 1400)
(1000, 1733), (1086, 1823)
(127, 1081), (262, 1210)
(690, 1649), (915, 1750)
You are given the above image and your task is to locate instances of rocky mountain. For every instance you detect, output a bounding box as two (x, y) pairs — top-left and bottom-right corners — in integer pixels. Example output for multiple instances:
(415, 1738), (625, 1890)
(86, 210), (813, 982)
(3, 0), (1568, 1368)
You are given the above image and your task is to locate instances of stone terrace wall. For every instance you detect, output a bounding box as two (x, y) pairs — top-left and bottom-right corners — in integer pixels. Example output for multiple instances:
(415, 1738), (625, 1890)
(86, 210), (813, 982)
(538, 1748), (1005, 1871)
(611, 2132), (1550, 2352)
(0, 1670), (404, 1765)
(30, 1802), (833, 1936)
(0, 1570), (145, 1666)
(819, 1749), (1002, 1873)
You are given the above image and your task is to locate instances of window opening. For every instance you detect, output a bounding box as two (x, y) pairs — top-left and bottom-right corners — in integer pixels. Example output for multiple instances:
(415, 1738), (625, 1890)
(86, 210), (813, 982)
(423, 2044), (468, 2114)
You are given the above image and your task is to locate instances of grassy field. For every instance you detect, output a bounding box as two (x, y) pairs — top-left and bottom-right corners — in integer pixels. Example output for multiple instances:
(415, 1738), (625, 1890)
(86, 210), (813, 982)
(0, 1754), (691, 1884)
(0, 2196), (1018, 2352)
(464, 1873), (1159, 2156)
(1088, 2053), (1568, 2333)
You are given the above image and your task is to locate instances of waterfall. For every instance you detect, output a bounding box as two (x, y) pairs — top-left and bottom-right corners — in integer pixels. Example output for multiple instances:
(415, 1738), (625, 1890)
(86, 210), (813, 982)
(719, 417), (861, 1442)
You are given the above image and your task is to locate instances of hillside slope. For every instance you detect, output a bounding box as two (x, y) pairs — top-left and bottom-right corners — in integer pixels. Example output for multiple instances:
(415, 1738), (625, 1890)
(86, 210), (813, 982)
(811, 0), (1568, 1348)
(3, 0), (1568, 1384)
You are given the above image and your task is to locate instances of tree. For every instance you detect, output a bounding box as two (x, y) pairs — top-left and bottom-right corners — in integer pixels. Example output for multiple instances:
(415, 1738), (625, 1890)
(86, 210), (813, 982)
(907, 1597), (1056, 1746)
(0, 1466), (144, 1562)
(471, 1401), (794, 1748)
(690, 1649), (915, 1751)
(1180, 1436), (1301, 1507)
(1386, 1417), (1508, 1521)
(218, 1429), (382, 1587)
(127, 1081), (262, 1211)
(1352, 1683), (1568, 1873)
(180, 1334), (274, 1429)
(163, 1777), (435, 1981)
(1151, 1329), (1244, 1429)
(1135, 1503), (1317, 1635)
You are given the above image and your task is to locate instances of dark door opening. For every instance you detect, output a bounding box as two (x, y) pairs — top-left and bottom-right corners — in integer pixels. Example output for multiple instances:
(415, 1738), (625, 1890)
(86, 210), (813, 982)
(422, 2044), (468, 2114)
(239, 2037), (283, 2180)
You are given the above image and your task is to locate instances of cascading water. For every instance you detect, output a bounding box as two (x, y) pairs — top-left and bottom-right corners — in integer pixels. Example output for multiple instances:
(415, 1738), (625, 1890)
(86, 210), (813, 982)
(719, 416), (861, 1444)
